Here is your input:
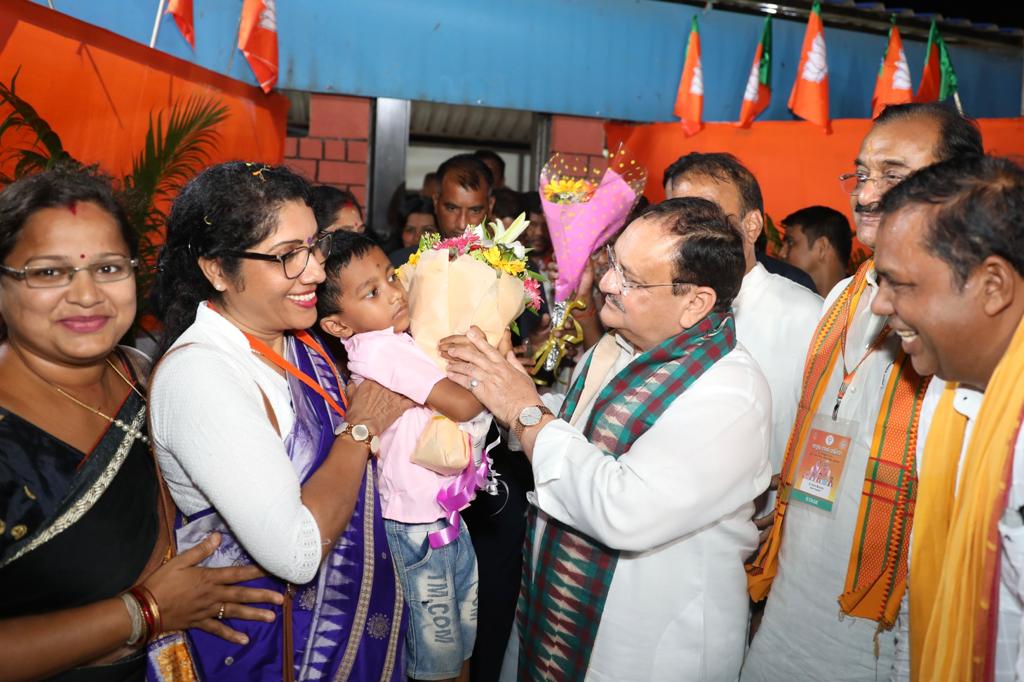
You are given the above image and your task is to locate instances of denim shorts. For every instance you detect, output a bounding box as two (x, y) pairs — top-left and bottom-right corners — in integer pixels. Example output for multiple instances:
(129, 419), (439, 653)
(384, 518), (478, 680)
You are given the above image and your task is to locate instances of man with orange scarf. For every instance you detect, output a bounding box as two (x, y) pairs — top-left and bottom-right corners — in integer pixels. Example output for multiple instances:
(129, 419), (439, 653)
(873, 156), (1024, 681)
(743, 103), (984, 680)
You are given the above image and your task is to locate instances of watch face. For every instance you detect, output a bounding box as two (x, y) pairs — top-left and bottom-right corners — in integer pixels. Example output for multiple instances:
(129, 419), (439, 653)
(519, 405), (543, 427)
(352, 424), (370, 441)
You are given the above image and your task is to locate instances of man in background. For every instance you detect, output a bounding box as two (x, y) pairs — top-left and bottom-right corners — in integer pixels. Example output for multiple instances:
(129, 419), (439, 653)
(665, 152), (821, 497)
(779, 205), (853, 297)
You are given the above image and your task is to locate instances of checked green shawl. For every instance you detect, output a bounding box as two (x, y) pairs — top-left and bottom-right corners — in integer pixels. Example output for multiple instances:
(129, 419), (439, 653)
(517, 311), (737, 680)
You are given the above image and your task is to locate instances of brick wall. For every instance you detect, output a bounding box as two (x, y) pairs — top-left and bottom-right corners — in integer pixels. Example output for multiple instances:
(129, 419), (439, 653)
(549, 115), (607, 175)
(284, 93), (371, 208)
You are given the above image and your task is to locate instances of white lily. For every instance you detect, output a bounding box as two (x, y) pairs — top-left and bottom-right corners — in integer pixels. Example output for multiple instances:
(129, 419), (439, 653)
(491, 212), (530, 246)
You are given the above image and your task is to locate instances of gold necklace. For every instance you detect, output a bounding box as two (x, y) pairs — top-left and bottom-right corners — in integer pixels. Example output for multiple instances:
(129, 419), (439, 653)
(51, 358), (149, 444)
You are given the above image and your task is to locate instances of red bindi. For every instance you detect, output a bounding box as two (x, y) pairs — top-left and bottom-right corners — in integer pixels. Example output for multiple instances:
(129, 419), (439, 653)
(80, 254), (86, 259)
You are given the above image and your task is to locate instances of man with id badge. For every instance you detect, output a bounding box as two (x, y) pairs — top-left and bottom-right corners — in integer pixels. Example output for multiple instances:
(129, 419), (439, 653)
(743, 103), (985, 681)
(873, 157), (1024, 681)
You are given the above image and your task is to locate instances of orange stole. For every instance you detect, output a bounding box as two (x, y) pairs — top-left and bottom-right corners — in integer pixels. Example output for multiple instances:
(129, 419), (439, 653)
(747, 260), (930, 627)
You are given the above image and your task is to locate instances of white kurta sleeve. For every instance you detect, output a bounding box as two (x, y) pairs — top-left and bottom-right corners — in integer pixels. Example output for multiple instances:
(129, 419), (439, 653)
(531, 355), (771, 552)
(150, 346), (323, 584)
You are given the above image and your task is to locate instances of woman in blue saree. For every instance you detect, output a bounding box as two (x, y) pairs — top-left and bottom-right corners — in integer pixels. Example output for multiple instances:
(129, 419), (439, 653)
(149, 162), (410, 681)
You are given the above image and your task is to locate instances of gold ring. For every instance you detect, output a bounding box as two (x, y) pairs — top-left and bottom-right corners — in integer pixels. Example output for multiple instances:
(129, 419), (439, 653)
(216, 603), (226, 620)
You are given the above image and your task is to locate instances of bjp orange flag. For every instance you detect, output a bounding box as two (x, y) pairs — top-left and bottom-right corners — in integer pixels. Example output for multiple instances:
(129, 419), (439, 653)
(736, 15), (772, 128)
(166, 0), (195, 49)
(871, 18), (912, 118)
(673, 16), (704, 137)
(788, 1), (831, 132)
(238, 0), (278, 93)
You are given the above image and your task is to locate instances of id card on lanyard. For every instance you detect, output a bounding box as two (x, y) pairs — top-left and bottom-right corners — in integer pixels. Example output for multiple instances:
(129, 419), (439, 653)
(790, 289), (887, 515)
(790, 414), (857, 513)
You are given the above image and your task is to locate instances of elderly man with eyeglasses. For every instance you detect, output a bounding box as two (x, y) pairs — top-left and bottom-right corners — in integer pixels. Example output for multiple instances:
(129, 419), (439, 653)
(440, 197), (773, 681)
(742, 102), (985, 681)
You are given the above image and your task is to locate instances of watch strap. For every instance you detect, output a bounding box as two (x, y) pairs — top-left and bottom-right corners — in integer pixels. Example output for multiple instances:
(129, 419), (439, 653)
(511, 405), (554, 443)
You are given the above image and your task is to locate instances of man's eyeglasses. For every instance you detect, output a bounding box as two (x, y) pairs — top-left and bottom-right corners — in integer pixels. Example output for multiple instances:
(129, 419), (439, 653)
(225, 232), (333, 279)
(838, 171), (907, 196)
(0, 257), (138, 289)
(604, 245), (686, 297)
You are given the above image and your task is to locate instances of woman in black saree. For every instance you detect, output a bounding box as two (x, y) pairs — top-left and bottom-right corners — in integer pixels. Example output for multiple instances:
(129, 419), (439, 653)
(0, 167), (283, 681)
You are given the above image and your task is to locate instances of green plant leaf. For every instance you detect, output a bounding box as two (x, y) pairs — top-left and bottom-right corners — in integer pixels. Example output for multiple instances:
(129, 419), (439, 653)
(122, 95), (229, 232)
(0, 67), (74, 177)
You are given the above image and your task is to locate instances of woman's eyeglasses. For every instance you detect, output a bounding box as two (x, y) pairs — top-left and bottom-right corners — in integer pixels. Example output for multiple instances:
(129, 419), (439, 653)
(0, 257), (138, 289)
(224, 232), (333, 279)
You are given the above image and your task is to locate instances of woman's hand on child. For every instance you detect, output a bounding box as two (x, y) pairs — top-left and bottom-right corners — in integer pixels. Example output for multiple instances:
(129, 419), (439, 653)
(345, 380), (415, 438)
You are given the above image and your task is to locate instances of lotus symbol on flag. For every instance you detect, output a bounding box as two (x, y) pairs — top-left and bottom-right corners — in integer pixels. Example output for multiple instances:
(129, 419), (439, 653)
(743, 62), (760, 102)
(894, 48), (912, 90)
(802, 34), (828, 83)
(690, 64), (704, 96)
(259, 0), (276, 30)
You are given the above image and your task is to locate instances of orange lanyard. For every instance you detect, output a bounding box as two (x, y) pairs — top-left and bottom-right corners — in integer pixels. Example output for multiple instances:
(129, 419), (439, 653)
(208, 303), (348, 418)
(832, 278), (891, 420)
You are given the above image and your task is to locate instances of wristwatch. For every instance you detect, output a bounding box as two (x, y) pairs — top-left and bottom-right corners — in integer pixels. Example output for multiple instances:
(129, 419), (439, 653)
(511, 405), (554, 443)
(335, 422), (381, 455)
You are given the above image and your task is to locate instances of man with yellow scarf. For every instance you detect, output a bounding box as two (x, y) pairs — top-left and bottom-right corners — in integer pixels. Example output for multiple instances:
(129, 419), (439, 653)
(873, 156), (1024, 681)
(743, 103), (984, 681)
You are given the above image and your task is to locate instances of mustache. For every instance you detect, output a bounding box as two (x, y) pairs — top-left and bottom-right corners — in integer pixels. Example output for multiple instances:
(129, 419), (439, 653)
(855, 201), (881, 215)
(605, 294), (625, 312)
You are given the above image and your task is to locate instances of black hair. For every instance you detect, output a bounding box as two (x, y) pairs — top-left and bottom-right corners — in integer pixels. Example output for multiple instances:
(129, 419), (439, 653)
(635, 197), (745, 311)
(436, 154), (494, 194)
(151, 162), (311, 356)
(0, 165), (137, 342)
(474, 149), (506, 179)
(874, 102), (984, 162)
(309, 185), (362, 231)
(524, 190), (542, 216)
(316, 230), (381, 318)
(399, 194), (435, 224)
(662, 152), (764, 218)
(0, 164), (137, 265)
(782, 205), (853, 265)
(879, 155), (1024, 287)
(492, 187), (527, 221)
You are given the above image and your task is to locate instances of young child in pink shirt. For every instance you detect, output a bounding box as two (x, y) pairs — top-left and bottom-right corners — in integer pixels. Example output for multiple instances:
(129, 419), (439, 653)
(316, 231), (483, 682)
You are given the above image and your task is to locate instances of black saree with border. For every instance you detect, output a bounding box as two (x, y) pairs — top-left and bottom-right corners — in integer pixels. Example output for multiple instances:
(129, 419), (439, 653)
(0, 384), (157, 681)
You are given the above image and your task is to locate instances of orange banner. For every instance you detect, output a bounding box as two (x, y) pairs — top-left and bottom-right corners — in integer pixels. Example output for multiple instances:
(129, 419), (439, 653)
(606, 118), (1024, 237)
(0, 0), (288, 186)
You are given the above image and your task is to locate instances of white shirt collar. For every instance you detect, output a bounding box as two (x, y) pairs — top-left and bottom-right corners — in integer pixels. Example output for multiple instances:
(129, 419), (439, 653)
(193, 301), (258, 353)
(953, 385), (984, 420)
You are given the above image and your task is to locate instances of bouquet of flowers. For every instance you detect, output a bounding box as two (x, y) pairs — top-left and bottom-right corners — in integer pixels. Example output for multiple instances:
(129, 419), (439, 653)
(398, 212), (543, 363)
(397, 215), (543, 541)
(533, 144), (647, 376)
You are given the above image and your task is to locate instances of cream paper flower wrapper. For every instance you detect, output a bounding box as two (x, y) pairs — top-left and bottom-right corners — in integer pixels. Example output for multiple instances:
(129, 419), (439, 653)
(399, 248), (527, 367)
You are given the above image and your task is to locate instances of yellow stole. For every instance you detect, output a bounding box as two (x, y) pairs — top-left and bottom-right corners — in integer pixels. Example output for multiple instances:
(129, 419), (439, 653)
(747, 260), (930, 628)
(911, 316), (1024, 681)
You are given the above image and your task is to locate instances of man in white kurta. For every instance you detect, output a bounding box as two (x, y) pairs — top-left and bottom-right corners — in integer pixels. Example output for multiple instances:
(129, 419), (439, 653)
(868, 155), (1024, 680)
(664, 154), (821, 496)
(742, 103), (985, 680)
(442, 198), (772, 681)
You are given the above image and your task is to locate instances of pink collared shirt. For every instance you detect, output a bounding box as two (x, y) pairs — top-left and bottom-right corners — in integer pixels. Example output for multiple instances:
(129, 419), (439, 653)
(342, 328), (461, 523)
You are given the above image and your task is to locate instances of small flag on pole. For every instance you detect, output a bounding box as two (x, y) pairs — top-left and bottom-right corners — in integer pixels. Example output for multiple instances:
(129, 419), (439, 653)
(673, 16), (704, 137)
(167, 0), (195, 49)
(788, 1), (831, 132)
(916, 19), (959, 105)
(871, 17), (912, 117)
(736, 15), (772, 128)
(238, 0), (278, 93)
